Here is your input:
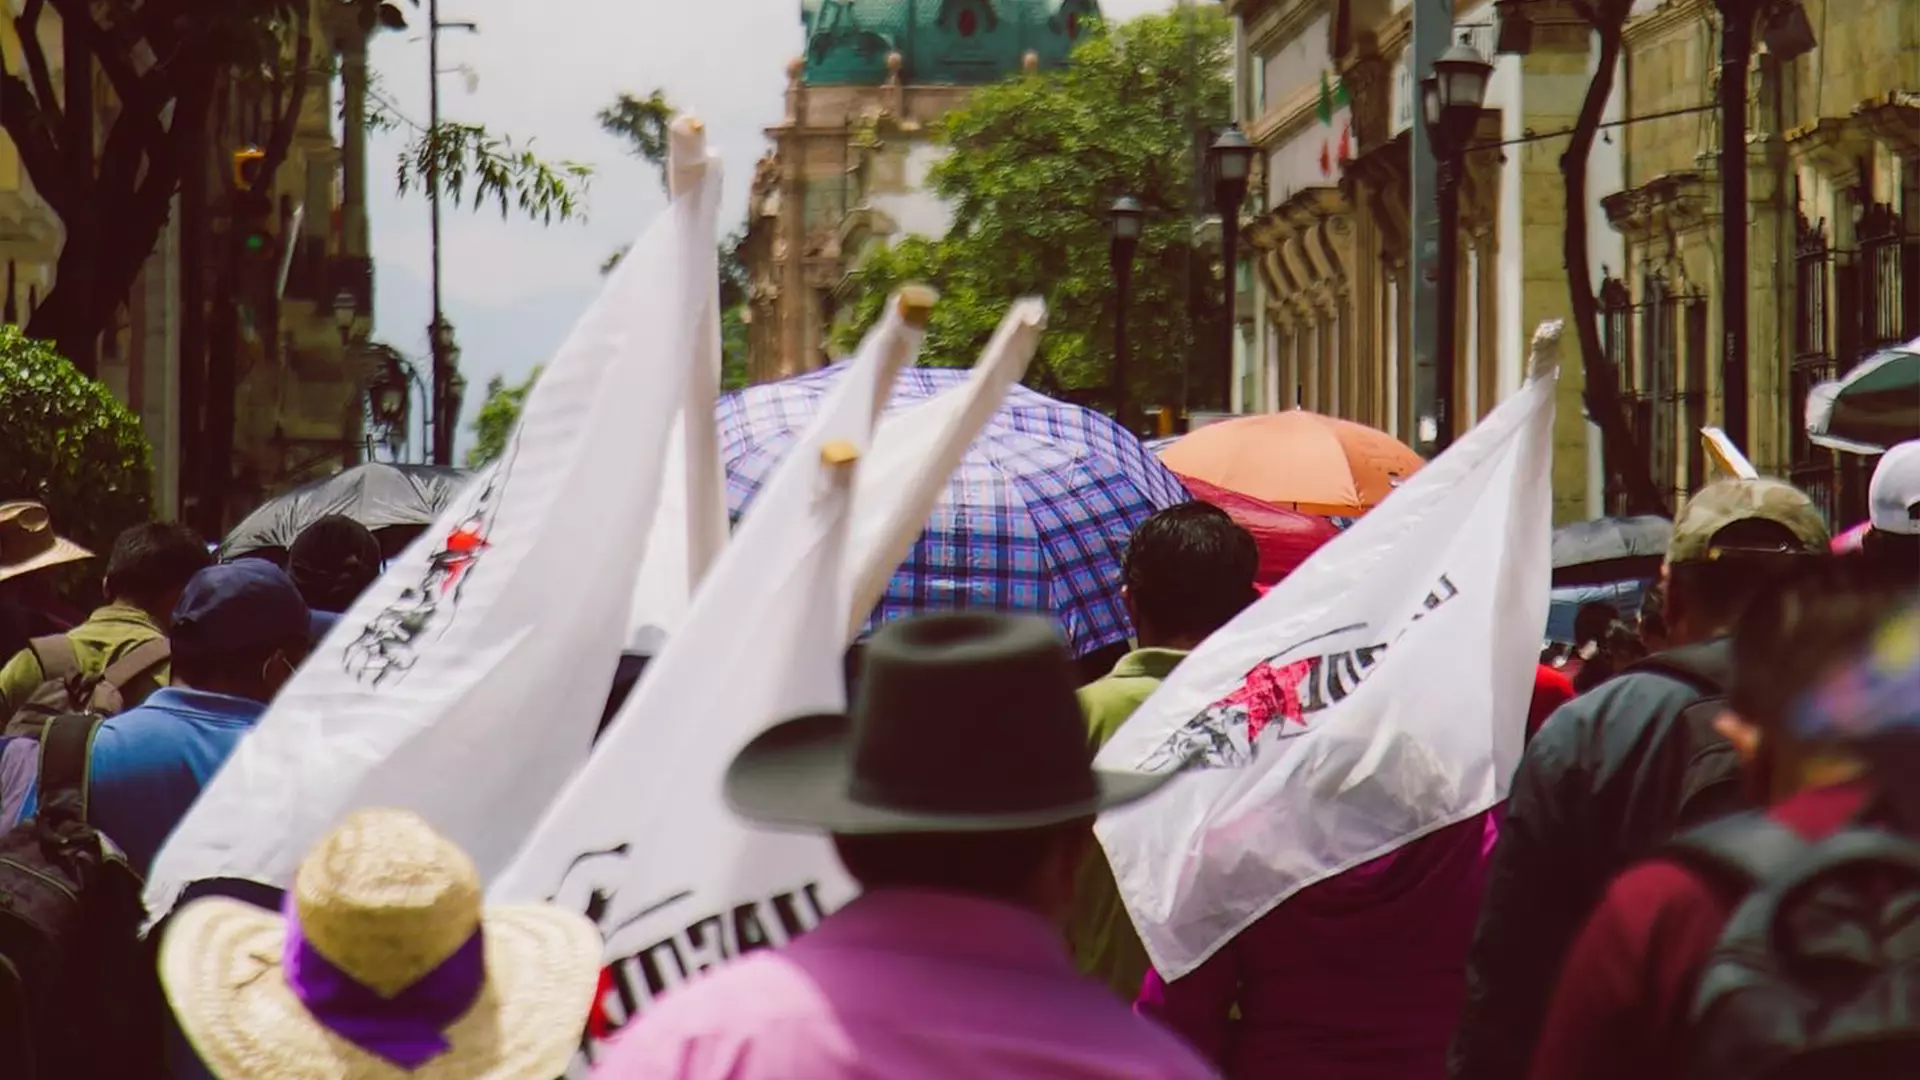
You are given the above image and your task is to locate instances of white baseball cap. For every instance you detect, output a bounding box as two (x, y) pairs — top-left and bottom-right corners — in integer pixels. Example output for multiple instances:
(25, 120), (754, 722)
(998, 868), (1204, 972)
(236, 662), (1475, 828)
(1869, 440), (1920, 536)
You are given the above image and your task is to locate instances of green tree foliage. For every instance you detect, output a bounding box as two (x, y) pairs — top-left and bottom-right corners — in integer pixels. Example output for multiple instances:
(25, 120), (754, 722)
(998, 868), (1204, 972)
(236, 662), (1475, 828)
(466, 365), (541, 468)
(599, 89), (676, 190)
(0, 327), (154, 554)
(831, 8), (1232, 410)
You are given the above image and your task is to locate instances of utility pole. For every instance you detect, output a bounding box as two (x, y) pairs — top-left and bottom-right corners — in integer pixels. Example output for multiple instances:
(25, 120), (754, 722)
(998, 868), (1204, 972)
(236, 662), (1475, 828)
(1714, 0), (1755, 455)
(1409, 0), (1450, 455)
(425, 3), (476, 465)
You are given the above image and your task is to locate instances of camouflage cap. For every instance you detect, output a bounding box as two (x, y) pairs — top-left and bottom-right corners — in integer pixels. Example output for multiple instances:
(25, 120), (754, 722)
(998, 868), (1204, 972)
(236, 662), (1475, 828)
(1667, 477), (1830, 565)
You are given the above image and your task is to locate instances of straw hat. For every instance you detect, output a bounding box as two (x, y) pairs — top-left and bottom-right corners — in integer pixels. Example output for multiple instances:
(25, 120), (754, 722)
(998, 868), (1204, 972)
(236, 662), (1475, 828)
(0, 501), (92, 584)
(160, 808), (602, 1080)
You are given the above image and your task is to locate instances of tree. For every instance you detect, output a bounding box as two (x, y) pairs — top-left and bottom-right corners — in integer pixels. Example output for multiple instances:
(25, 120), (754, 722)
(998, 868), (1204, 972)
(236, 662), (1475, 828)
(466, 366), (541, 468)
(599, 89), (675, 190)
(0, 327), (153, 556)
(1564, 0), (1668, 516)
(831, 9), (1232, 410)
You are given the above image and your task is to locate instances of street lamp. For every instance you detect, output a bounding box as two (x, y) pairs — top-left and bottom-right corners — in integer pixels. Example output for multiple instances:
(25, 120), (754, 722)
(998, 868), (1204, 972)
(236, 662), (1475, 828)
(332, 289), (358, 346)
(429, 317), (461, 465)
(1420, 34), (1491, 453)
(1209, 124), (1254, 414)
(1109, 195), (1144, 431)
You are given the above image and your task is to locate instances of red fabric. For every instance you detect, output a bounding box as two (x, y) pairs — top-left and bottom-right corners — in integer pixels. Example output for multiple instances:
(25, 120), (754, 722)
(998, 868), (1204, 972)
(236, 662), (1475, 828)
(1527, 665), (1576, 742)
(1177, 474), (1343, 587)
(1527, 783), (1875, 1080)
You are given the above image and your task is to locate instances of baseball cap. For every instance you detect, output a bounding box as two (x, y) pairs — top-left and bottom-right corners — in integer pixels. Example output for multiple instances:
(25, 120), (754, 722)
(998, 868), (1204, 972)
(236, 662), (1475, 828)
(1666, 478), (1829, 565)
(171, 561), (313, 660)
(1868, 440), (1920, 537)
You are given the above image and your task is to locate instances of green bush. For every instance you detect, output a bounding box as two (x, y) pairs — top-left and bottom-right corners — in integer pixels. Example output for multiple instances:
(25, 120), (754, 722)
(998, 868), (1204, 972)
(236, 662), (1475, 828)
(0, 325), (155, 557)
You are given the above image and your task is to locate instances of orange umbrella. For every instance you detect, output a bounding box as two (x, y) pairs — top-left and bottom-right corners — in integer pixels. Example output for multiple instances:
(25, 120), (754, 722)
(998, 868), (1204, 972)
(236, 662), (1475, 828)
(1158, 410), (1423, 515)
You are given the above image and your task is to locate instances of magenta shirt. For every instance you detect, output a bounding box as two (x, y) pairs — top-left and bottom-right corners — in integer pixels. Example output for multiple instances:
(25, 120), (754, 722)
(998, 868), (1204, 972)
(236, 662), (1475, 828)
(594, 888), (1218, 1079)
(1136, 809), (1500, 1079)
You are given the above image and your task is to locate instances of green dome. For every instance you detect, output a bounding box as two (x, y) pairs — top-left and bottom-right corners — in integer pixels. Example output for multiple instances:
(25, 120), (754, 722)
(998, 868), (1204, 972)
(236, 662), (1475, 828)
(801, 0), (1100, 86)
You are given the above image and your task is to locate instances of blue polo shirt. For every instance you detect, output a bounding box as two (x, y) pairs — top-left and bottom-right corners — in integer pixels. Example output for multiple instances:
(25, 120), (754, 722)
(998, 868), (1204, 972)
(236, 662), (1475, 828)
(23, 687), (266, 877)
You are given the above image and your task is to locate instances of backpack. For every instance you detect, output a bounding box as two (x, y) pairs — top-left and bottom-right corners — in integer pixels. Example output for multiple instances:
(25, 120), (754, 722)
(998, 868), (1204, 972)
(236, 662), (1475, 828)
(3, 634), (170, 739)
(0, 713), (165, 1078)
(1666, 811), (1920, 1078)
(1625, 642), (1749, 836)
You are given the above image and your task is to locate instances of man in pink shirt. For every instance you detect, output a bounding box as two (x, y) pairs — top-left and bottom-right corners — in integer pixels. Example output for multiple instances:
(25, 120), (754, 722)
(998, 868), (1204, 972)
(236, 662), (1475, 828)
(592, 613), (1217, 1079)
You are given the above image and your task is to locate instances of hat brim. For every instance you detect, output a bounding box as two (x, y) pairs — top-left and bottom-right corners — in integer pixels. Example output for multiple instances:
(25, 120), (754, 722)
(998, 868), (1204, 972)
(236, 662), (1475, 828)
(159, 896), (602, 1080)
(0, 535), (92, 584)
(724, 713), (1177, 835)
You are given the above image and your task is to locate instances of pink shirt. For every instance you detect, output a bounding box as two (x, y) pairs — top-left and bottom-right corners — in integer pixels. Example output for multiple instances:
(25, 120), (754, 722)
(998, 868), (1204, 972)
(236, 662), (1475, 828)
(593, 888), (1219, 1080)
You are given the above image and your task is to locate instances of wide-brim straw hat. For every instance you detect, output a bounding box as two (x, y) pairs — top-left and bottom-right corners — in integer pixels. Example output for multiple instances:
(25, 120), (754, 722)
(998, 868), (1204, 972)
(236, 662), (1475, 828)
(0, 501), (91, 584)
(160, 809), (603, 1080)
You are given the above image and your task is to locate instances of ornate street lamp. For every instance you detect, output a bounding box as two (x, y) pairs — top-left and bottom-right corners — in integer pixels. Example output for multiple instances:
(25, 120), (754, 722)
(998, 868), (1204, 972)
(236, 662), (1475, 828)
(1109, 195), (1144, 431)
(1420, 35), (1491, 452)
(1208, 124), (1254, 414)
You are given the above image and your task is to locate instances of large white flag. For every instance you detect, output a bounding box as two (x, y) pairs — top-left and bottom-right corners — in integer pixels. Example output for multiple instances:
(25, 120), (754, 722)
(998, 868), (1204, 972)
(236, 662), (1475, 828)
(627, 120), (731, 653)
(1095, 321), (1563, 980)
(488, 292), (932, 1061)
(144, 146), (727, 919)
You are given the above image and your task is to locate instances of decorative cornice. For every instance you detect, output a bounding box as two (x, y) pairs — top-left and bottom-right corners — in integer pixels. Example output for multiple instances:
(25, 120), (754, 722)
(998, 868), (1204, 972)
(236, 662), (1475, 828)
(1245, 0), (1331, 58)
(1624, 0), (1712, 48)
(1602, 170), (1716, 242)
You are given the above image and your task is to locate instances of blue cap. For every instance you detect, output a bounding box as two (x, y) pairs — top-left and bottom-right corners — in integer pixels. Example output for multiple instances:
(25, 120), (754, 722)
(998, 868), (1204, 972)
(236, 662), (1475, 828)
(171, 561), (313, 659)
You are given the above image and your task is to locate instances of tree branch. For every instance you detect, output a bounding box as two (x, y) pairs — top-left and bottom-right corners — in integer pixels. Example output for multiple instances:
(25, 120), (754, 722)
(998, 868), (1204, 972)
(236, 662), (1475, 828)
(15, 0), (65, 142)
(48, 0), (168, 140)
(0, 63), (75, 220)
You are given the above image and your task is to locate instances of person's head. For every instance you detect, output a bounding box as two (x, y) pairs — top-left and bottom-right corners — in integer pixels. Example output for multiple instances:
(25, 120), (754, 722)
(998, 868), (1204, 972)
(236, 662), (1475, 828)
(1862, 440), (1920, 589)
(834, 820), (1092, 924)
(287, 515), (383, 614)
(1715, 557), (1910, 804)
(1638, 582), (1669, 653)
(1660, 478), (1830, 645)
(169, 561), (313, 703)
(104, 521), (213, 626)
(1123, 502), (1260, 649)
(1573, 602), (1618, 648)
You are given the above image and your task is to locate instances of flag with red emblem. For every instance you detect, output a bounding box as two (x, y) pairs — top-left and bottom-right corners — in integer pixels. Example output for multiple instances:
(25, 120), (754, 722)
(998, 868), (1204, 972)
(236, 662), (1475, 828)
(142, 124), (728, 922)
(1095, 321), (1565, 980)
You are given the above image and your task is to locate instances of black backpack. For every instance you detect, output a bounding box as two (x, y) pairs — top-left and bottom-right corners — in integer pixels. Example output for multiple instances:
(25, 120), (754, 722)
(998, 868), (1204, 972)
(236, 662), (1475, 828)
(0, 714), (164, 1078)
(1626, 642), (1750, 836)
(1666, 811), (1920, 1078)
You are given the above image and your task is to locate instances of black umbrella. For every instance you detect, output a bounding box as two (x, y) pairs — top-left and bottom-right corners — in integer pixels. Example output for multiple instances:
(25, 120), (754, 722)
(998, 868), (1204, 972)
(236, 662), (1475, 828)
(1551, 515), (1672, 587)
(221, 463), (474, 563)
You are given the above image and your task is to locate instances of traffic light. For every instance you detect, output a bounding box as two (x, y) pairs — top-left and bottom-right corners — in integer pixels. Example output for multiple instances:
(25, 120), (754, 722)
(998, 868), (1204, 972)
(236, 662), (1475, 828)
(232, 146), (266, 192)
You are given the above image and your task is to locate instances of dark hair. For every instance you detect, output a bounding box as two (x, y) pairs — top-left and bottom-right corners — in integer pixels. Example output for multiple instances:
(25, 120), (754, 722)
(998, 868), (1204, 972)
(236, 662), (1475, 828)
(1729, 558), (1911, 734)
(104, 522), (212, 608)
(1861, 529), (1920, 591)
(288, 515), (383, 613)
(1573, 602), (1618, 646)
(1667, 520), (1822, 632)
(1572, 619), (1649, 693)
(1638, 583), (1667, 643)
(1124, 502), (1259, 642)
(832, 821), (1087, 903)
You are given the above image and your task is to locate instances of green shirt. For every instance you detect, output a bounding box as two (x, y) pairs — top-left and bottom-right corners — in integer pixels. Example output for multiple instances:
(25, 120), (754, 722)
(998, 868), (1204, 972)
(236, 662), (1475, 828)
(0, 603), (171, 720)
(1068, 647), (1187, 1000)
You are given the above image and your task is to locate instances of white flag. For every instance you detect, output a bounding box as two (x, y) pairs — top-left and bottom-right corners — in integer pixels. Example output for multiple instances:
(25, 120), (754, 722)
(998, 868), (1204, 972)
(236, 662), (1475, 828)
(627, 119), (731, 653)
(488, 292), (931, 1056)
(144, 149), (727, 920)
(1095, 321), (1564, 980)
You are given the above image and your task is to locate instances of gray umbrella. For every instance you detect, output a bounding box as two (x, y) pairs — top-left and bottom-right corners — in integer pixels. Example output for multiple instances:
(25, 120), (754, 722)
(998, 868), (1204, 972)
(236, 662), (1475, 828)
(1551, 515), (1672, 587)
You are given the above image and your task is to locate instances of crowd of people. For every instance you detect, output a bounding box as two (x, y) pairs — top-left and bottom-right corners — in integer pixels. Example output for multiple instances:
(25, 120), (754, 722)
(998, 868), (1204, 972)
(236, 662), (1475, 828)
(0, 436), (1914, 1079)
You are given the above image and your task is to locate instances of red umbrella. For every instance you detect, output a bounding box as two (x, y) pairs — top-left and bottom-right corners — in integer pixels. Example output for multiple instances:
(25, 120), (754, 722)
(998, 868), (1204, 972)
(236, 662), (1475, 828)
(1178, 474), (1343, 587)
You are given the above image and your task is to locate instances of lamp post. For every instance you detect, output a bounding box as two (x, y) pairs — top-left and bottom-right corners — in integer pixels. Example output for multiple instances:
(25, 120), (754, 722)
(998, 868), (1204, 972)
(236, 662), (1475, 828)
(332, 289), (358, 346)
(1420, 35), (1491, 453)
(1209, 125), (1254, 414)
(1109, 195), (1144, 431)
(429, 317), (460, 464)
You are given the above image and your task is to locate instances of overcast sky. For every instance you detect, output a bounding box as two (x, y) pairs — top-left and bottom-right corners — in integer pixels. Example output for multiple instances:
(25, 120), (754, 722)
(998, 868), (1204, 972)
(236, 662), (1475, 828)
(363, 0), (1175, 459)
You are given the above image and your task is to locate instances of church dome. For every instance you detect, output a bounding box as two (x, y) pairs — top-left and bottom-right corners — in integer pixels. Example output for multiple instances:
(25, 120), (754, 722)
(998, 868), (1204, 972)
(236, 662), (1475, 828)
(800, 0), (1101, 86)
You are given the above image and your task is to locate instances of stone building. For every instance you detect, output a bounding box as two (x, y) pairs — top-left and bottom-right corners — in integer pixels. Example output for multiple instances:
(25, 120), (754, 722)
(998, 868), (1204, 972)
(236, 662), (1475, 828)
(1229, 0), (1917, 524)
(1603, 0), (1917, 521)
(741, 0), (1099, 382)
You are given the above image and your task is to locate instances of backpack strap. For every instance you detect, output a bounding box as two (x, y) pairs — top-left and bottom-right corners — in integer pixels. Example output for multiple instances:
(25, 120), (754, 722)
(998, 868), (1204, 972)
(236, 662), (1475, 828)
(25, 634), (79, 683)
(33, 713), (100, 829)
(1662, 812), (1809, 895)
(96, 638), (169, 695)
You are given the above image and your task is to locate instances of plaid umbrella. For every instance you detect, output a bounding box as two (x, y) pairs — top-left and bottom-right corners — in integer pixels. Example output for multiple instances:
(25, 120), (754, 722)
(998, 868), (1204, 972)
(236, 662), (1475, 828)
(719, 365), (1191, 656)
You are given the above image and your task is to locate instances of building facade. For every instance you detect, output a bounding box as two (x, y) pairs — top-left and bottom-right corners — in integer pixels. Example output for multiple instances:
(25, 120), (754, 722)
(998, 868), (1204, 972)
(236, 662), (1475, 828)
(1229, 0), (1917, 525)
(742, 0), (1098, 382)
(1603, 0), (1917, 521)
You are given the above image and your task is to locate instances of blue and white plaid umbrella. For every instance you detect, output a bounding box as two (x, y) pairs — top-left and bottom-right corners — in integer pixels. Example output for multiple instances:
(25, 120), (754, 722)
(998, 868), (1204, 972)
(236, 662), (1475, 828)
(719, 365), (1191, 656)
